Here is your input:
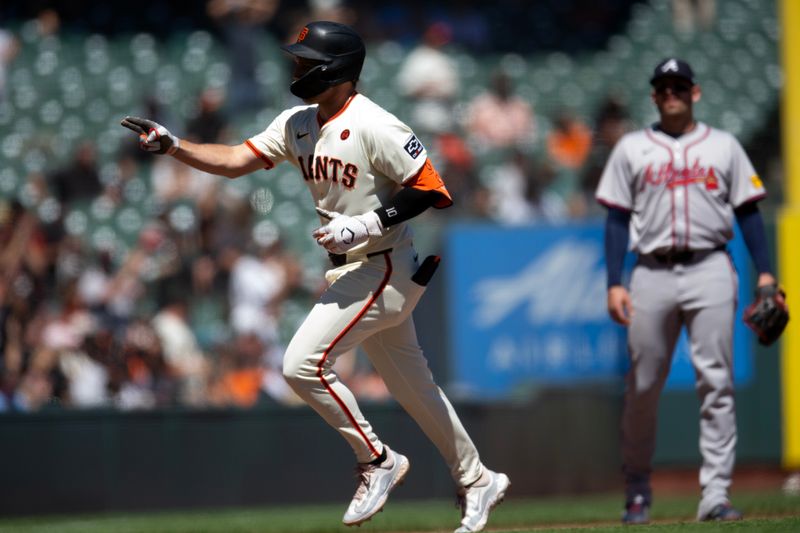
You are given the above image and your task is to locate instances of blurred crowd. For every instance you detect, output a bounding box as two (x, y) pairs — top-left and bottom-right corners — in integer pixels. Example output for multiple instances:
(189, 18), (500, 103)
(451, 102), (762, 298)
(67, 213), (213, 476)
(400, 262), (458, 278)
(0, 152), (302, 412)
(1, 0), (761, 413)
(0, 133), (401, 411)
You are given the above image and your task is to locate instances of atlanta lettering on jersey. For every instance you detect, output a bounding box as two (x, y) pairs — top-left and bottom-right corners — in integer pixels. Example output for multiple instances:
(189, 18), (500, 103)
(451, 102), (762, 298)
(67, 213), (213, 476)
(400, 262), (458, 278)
(640, 159), (718, 191)
(297, 154), (358, 189)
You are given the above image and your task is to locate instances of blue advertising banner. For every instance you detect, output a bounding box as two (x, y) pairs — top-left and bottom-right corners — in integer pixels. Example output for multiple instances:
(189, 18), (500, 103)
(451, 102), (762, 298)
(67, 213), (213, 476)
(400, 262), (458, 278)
(445, 222), (753, 400)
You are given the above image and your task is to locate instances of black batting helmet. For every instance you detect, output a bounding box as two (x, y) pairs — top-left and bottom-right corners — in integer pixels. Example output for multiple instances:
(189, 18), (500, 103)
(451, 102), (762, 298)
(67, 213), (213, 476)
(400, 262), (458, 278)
(282, 21), (366, 99)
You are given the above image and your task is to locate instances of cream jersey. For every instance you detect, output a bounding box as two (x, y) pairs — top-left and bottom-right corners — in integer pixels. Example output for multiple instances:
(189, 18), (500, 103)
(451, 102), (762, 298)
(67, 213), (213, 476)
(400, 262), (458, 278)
(246, 93), (429, 255)
(595, 122), (766, 255)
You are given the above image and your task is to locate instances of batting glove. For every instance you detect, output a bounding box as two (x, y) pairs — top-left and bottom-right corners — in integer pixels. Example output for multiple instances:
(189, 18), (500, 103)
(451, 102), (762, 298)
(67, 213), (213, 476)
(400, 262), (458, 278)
(312, 207), (383, 254)
(120, 116), (180, 155)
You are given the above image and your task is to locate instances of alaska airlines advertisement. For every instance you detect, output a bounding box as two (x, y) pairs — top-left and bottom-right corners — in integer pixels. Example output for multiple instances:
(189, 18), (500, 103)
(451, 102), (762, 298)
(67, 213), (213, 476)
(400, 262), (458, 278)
(445, 222), (753, 400)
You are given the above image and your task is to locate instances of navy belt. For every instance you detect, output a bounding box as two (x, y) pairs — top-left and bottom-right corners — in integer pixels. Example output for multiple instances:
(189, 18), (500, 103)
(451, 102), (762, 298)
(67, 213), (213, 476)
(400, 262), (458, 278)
(329, 248), (393, 267)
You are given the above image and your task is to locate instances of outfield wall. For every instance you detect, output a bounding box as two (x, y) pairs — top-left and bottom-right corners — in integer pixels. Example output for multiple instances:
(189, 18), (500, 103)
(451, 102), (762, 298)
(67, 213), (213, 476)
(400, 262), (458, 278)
(0, 363), (780, 516)
(0, 388), (621, 516)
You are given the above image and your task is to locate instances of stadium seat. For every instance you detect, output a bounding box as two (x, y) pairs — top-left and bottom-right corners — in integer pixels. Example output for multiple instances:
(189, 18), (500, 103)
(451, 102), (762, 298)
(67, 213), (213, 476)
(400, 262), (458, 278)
(0, 168), (21, 198)
(0, 0), (782, 293)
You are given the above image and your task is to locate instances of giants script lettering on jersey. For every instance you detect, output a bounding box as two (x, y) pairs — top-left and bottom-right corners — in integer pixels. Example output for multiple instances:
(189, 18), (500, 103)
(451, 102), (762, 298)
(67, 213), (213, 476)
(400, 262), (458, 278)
(639, 159), (718, 192)
(298, 154), (358, 189)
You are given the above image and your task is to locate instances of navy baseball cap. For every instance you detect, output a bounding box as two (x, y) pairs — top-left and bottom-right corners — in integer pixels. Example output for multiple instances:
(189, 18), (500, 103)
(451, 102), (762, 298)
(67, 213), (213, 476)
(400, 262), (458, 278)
(650, 58), (695, 86)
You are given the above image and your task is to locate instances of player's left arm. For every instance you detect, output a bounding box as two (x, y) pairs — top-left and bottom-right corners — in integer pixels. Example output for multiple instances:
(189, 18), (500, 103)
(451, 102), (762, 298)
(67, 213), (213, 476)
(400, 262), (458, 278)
(375, 158), (452, 227)
(312, 159), (451, 253)
(727, 134), (775, 288)
(737, 200), (789, 344)
(314, 112), (452, 253)
(369, 112), (453, 224)
(734, 201), (776, 288)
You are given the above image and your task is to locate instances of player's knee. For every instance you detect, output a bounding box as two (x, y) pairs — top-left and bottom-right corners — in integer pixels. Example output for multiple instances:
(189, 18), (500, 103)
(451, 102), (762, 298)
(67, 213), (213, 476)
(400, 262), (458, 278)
(281, 360), (302, 385)
(281, 353), (316, 388)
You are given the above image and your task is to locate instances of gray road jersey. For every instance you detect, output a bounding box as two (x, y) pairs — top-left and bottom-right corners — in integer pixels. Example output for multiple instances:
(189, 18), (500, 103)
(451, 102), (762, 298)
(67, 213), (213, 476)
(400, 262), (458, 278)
(595, 122), (766, 254)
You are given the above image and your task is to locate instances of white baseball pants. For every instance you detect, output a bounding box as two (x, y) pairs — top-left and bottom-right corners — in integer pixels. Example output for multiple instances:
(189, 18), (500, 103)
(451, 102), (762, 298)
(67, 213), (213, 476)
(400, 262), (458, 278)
(282, 243), (483, 488)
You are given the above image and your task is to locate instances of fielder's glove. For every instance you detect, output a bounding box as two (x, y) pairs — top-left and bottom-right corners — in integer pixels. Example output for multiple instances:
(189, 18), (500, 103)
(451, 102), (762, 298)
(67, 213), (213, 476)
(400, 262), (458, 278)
(743, 283), (789, 346)
(312, 207), (383, 254)
(120, 116), (180, 155)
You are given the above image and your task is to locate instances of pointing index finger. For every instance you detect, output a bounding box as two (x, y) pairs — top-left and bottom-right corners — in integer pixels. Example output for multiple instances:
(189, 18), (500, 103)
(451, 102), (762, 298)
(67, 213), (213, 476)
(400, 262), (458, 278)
(315, 207), (338, 220)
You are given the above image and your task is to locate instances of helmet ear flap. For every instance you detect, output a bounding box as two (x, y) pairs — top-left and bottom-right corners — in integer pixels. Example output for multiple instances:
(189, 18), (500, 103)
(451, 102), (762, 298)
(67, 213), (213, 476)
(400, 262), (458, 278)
(290, 63), (330, 99)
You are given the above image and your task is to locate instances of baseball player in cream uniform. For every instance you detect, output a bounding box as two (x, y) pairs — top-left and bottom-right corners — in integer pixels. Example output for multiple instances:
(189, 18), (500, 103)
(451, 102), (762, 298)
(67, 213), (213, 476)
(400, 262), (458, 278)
(596, 58), (780, 524)
(121, 21), (508, 533)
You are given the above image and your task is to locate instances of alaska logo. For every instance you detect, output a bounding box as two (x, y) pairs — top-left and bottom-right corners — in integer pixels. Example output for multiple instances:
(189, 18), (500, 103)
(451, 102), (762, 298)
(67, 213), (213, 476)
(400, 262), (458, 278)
(472, 240), (607, 327)
(297, 154), (358, 189)
(640, 159), (718, 191)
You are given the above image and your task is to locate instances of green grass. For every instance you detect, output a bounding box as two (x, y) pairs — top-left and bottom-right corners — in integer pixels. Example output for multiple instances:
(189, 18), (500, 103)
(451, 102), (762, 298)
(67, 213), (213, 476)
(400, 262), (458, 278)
(0, 490), (798, 533)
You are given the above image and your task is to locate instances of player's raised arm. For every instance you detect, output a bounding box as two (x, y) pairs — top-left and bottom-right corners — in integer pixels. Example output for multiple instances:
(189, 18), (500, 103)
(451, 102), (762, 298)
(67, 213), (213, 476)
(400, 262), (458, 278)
(120, 116), (264, 178)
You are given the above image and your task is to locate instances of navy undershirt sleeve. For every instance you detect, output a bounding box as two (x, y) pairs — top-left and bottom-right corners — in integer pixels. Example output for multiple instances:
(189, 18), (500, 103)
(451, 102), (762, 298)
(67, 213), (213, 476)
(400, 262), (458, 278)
(734, 201), (772, 274)
(605, 207), (631, 288)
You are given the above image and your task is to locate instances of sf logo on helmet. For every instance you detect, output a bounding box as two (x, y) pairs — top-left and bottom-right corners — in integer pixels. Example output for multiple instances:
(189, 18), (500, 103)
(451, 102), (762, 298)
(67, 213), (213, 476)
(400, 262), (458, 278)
(298, 27), (309, 42)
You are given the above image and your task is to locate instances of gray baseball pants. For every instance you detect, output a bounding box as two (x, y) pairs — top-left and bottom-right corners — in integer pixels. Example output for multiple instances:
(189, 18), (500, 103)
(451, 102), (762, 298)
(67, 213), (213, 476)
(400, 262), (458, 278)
(622, 249), (738, 519)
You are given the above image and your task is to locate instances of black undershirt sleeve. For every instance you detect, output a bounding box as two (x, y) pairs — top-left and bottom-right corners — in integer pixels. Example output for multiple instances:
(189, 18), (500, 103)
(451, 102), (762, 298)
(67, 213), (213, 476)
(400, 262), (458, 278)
(374, 187), (446, 228)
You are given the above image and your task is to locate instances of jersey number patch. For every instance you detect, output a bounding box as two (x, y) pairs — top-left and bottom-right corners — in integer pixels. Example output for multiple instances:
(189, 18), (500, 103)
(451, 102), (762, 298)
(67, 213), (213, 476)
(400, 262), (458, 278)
(404, 135), (424, 159)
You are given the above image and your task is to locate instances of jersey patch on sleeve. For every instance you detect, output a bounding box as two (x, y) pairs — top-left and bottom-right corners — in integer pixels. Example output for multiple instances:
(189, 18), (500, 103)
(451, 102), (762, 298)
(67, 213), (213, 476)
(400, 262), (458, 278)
(750, 174), (764, 189)
(403, 135), (425, 159)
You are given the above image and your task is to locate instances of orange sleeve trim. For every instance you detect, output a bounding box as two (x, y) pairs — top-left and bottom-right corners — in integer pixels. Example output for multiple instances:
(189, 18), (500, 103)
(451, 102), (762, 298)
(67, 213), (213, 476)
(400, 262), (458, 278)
(405, 158), (453, 208)
(245, 140), (275, 170)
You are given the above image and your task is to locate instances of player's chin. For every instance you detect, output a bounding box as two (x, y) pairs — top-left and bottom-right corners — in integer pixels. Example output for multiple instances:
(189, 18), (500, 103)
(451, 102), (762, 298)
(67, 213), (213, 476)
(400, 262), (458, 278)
(298, 93), (322, 105)
(660, 103), (687, 116)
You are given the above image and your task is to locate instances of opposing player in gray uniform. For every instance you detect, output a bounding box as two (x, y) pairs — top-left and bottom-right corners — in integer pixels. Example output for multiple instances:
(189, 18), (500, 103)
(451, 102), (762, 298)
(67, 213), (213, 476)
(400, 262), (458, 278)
(595, 58), (781, 524)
